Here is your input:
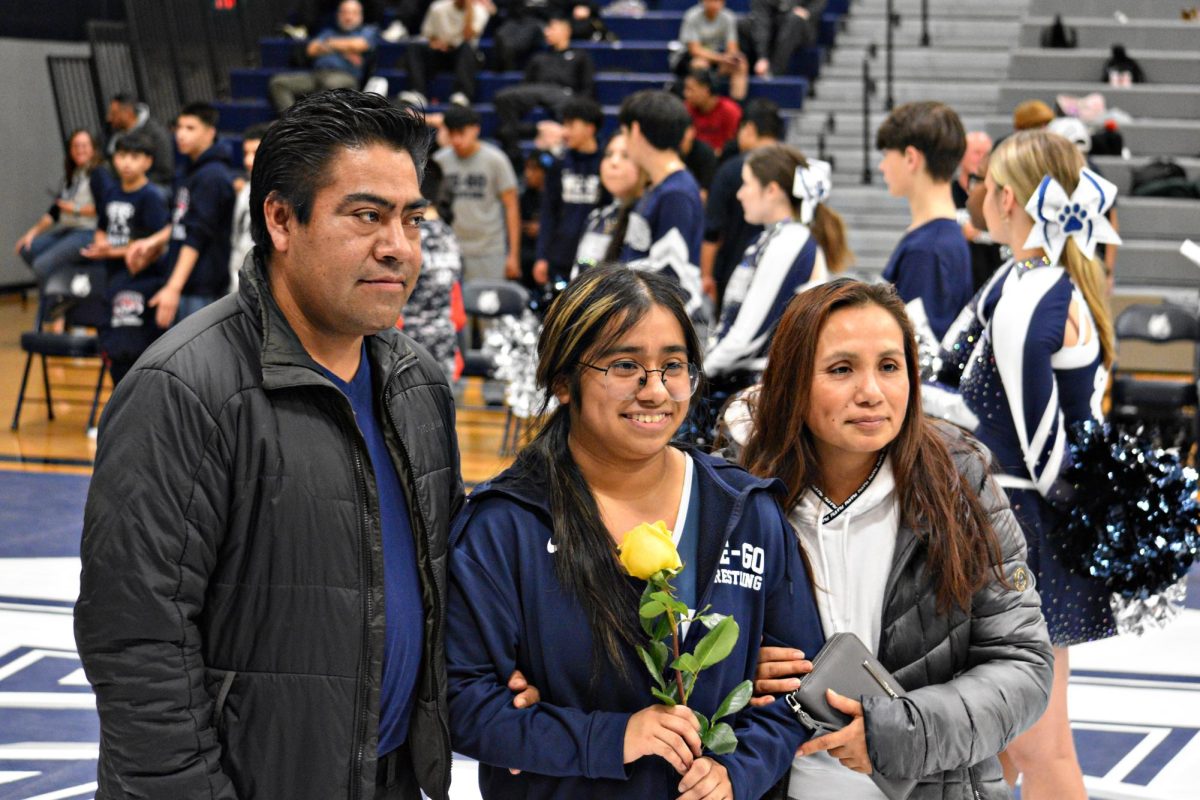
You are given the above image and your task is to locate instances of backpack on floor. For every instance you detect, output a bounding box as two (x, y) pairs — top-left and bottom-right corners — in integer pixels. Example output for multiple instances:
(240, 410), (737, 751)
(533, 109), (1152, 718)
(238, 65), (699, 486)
(1130, 159), (1200, 198)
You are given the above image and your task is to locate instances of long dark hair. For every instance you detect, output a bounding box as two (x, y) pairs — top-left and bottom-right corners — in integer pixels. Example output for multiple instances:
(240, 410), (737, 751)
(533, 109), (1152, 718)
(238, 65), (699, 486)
(63, 129), (101, 183)
(740, 279), (1003, 613)
(513, 264), (706, 679)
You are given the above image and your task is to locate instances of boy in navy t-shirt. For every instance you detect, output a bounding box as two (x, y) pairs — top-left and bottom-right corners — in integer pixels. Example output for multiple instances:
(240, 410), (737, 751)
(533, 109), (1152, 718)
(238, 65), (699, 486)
(533, 97), (605, 288)
(876, 101), (972, 348)
(81, 132), (170, 384)
(617, 90), (707, 322)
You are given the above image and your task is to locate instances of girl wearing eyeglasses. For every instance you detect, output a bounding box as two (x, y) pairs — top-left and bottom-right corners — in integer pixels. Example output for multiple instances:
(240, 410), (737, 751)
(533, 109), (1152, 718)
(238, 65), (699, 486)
(445, 264), (824, 800)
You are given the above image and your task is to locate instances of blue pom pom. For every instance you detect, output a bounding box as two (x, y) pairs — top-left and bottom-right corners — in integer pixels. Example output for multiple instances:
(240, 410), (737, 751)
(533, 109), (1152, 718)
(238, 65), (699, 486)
(1057, 421), (1200, 598)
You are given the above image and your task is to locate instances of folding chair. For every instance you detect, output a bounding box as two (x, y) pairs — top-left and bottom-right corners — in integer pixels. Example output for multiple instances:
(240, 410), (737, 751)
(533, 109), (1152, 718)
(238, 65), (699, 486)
(1109, 302), (1200, 459)
(460, 280), (532, 455)
(11, 264), (110, 433)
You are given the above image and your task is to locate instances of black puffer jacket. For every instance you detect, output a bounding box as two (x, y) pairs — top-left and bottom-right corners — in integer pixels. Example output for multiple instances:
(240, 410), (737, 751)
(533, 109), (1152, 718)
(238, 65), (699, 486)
(862, 424), (1054, 799)
(75, 253), (462, 799)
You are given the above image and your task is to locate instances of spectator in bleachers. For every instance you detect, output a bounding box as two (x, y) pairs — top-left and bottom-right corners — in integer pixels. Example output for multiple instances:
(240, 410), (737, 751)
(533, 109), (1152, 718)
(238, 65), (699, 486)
(228, 123), (272, 292)
(738, 0), (824, 79)
(1012, 98), (1054, 132)
(682, 68), (742, 153)
(519, 149), (550, 286)
(953, 130), (1004, 292)
(532, 97), (604, 286)
(402, 0), (491, 106)
(402, 160), (463, 382)
(571, 131), (648, 276)
(676, 0), (749, 101)
(617, 90), (707, 322)
(79, 133), (170, 386)
(702, 98), (782, 305)
(680, 125), (717, 199)
(105, 93), (176, 192)
(876, 100), (971, 352)
(126, 103), (235, 328)
(493, 0), (602, 71)
(434, 105), (521, 281)
(14, 129), (102, 289)
(494, 13), (596, 165)
(269, 0), (380, 112)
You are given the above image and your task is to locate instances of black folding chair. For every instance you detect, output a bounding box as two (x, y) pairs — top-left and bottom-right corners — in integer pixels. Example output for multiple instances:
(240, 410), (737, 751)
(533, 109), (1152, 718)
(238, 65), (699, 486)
(460, 280), (532, 455)
(1109, 302), (1200, 460)
(11, 265), (110, 434)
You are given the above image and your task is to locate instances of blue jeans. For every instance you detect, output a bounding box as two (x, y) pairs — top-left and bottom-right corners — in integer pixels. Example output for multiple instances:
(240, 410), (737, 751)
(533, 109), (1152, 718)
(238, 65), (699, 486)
(176, 293), (219, 323)
(20, 227), (94, 284)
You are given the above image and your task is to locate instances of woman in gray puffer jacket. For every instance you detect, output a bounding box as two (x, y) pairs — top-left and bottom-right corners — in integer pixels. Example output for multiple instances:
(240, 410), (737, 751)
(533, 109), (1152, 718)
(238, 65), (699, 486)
(726, 279), (1053, 799)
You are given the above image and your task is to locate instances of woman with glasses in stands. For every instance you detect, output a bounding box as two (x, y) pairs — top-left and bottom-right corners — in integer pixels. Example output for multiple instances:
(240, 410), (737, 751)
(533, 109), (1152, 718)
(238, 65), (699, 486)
(445, 264), (824, 800)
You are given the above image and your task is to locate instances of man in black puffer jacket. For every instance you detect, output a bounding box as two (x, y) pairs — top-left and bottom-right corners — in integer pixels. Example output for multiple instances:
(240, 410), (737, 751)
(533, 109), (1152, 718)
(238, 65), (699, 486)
(76, 90), (463, 800)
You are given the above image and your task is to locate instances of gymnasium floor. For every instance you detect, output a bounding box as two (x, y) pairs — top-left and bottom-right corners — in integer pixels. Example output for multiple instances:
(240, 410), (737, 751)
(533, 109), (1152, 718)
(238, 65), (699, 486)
(1, 294), (1198, 800)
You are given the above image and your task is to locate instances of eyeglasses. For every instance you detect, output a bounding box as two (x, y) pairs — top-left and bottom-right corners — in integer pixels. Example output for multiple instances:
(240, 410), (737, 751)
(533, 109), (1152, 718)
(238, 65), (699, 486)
(579, 359), (700, 401)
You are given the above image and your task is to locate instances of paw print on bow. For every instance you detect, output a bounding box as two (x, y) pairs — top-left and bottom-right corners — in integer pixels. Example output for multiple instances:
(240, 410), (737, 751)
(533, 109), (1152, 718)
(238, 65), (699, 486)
(1023, 167), (1121, 265)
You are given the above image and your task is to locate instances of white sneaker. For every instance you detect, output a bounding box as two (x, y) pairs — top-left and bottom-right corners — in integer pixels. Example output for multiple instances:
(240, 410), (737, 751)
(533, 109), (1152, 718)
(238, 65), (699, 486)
(449, 92), (470, 107)
(363, 76), (389, 97)
(397, 90), (427, 107)
(381, 20), (407, 42)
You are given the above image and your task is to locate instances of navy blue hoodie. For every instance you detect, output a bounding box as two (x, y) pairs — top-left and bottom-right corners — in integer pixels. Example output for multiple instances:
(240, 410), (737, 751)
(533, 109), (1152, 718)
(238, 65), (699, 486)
(166, 141), (235, 297)
(447, 448), (825, 799)
(536, 148), (605, 277)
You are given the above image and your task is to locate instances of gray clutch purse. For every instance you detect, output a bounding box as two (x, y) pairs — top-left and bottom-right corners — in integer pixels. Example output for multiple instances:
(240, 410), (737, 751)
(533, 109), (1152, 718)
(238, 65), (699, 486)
(785, 632), (918, 800)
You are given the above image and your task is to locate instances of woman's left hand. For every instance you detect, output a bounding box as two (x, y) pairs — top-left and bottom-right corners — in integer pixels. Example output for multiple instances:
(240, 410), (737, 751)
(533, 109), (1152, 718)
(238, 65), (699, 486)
(677, 757), (732, 800)
(796, 689), (873, 774)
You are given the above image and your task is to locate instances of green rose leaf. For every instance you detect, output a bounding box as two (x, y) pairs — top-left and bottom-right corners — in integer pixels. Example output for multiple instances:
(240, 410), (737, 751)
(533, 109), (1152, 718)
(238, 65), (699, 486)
(671, 652), (701, 674)
(697, 612), (726, 630)
(713, 680), (753, 722)
(704, 721), (738, 755)
(651, 687), (678, 706)
(693, 710), (710, 738)
(639, 600), (666, 619)
(649, 640), (670, 674)
(637, 646), (667, 690)
(694, 616), (739, 669)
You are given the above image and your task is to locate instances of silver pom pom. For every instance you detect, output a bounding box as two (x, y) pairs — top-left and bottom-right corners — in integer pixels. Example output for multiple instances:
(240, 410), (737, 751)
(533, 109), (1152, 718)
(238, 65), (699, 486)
(1110, 578), (1188, 637)
(482, 311), (550, 420)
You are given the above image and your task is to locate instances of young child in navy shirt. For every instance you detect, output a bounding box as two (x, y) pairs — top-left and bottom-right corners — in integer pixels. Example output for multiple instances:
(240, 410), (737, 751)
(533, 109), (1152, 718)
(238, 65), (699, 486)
(618, 90), (707, 324)
(876, 101), (972, 354)
(80, 132), (170, 384)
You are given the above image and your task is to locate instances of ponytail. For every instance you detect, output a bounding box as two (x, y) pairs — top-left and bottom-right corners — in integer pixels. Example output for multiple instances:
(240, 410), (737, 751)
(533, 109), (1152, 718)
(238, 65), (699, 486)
(809, 204), (852, 273)
(1061, 238), (1115, 367)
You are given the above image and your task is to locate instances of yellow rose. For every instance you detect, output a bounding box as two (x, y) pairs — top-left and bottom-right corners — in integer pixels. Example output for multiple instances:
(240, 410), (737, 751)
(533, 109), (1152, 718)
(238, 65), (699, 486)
(619, 520), (682, 580)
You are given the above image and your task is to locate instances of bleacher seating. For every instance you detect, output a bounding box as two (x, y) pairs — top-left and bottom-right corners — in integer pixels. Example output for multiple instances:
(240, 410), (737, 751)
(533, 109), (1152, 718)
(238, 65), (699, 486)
(214, 0), (851, 143)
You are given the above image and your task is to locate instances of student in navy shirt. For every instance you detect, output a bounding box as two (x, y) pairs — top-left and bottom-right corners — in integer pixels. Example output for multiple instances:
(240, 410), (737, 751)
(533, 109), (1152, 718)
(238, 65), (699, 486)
(533, 97), (606, 287)
(617, 91), (707, 324)
(80, 132), (170, 384)
(876, 101), (972, 353)
(446, 265), (824, 800)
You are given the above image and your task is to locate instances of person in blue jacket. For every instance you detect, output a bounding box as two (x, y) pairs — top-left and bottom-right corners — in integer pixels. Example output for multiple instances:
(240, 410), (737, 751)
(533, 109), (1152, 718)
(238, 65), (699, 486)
(446, 264), (825, 799)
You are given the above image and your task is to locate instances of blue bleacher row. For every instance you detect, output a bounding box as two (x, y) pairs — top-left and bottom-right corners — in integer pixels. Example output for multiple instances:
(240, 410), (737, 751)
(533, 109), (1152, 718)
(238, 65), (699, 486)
(213, 3), (850, 135)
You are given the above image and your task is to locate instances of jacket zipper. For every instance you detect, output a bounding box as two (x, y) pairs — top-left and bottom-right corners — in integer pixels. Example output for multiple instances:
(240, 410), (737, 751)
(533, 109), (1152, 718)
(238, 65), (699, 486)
(383, 355), (453, 791)
(349, 437), (374, 800)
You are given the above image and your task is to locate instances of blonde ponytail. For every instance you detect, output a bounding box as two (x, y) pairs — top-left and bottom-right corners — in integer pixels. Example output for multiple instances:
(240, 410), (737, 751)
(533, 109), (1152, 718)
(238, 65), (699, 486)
(1062, 238), (1115, 367)
(810, 205), (852, 273)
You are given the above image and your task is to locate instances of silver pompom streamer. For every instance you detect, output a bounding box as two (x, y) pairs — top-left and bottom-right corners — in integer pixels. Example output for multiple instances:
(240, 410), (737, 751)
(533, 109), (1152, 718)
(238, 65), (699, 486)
(1110, 577), (1187, 636)
(482, 311), (550, 420)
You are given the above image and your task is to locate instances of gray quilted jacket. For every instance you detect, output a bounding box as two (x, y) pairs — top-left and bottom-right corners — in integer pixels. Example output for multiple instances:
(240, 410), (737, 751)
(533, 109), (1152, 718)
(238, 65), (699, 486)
(860, 423), (1054, 799)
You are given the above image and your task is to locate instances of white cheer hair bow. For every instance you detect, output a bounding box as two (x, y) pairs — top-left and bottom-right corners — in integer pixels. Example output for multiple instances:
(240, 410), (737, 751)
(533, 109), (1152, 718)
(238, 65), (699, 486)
(1023, 167), (1122, 265)
(792, 159), (833, 225)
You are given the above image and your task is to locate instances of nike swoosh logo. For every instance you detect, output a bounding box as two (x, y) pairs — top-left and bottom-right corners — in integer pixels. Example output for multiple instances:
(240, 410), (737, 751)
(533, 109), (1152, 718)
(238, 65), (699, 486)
(546, 538), (558, 554)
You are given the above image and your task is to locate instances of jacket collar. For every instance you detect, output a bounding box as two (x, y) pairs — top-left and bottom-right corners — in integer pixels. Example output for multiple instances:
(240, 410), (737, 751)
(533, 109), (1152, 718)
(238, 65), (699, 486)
(236, 249), (412, 392)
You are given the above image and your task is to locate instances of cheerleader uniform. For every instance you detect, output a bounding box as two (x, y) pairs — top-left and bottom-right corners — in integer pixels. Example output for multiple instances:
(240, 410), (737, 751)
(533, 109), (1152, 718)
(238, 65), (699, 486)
(705, 219), (828, 377)
(940, 259), (1116, 645)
